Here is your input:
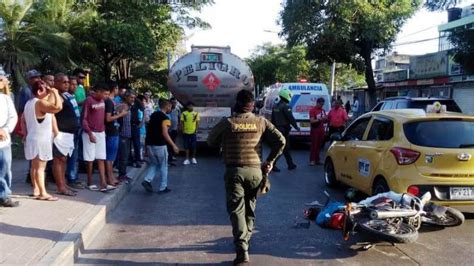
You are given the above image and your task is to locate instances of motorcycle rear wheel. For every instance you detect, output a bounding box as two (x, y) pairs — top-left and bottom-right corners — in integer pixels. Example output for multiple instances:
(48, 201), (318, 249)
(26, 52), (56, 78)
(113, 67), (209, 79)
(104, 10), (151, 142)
(422, 207), (465, 227)
(357, 219), (418, 243)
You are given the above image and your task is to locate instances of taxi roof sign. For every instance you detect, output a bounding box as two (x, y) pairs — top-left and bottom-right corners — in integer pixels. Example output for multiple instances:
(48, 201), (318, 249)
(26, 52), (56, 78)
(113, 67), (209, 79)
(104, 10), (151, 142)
(426, 101), (447, 113)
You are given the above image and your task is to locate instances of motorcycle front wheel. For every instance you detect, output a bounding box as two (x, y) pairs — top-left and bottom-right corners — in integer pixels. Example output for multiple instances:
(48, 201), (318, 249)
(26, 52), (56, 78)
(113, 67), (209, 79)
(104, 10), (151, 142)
(423, 207), (465, 227)
(357, 219), (418, 243)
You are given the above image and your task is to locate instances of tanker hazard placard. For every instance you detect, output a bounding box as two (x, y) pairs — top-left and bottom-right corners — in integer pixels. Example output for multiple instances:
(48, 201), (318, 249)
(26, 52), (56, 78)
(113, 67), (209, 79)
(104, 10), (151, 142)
(202, 72), (221, 91)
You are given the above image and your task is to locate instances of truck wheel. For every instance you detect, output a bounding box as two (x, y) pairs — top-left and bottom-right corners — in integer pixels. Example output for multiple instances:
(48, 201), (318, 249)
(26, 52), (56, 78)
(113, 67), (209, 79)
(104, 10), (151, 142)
(324, 159), (338, 187)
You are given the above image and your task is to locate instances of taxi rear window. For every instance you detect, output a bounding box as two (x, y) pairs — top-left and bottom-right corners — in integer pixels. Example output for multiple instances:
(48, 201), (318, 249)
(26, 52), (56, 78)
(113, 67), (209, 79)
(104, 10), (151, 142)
(404, 119), (474, 148)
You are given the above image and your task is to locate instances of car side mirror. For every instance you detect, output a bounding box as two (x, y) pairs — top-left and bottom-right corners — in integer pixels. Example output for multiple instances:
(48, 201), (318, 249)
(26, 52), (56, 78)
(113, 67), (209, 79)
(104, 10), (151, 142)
(330, 132), (343, 141)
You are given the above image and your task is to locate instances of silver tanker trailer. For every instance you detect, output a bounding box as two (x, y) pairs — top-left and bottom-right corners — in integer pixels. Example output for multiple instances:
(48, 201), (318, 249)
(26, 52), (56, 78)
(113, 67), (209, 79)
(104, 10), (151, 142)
(167, 45), (255, 142)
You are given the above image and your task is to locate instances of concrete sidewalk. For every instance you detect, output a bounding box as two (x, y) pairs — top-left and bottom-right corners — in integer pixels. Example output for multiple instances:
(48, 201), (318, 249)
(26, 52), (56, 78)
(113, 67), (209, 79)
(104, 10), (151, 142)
(0, 159), (146, 265)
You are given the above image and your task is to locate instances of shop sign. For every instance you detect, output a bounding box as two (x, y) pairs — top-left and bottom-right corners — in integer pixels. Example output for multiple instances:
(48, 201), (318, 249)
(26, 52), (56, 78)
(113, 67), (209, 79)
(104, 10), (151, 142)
(383, 69), (409, 82)
(410, 51), (448, 79)
(449, 75), (474, 83)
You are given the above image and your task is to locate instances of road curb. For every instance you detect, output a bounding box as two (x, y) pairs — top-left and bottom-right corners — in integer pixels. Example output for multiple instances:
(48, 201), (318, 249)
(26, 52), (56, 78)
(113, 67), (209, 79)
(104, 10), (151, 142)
(38, 166), (148, 265)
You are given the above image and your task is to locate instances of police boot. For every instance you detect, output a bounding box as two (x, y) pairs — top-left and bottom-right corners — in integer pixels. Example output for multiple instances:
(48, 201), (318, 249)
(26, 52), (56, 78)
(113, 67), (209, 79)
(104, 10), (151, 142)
(233, 251), (249, 265)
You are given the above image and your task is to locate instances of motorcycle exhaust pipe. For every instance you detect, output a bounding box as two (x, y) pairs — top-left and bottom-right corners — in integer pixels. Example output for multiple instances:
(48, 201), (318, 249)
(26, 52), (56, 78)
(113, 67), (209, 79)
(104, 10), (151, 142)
(370, 209), (418, 219)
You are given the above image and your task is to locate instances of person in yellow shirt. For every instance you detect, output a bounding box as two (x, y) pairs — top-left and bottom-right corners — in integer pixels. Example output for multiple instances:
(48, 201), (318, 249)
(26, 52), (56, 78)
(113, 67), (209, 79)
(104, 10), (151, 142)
(180, 102), (200, 165)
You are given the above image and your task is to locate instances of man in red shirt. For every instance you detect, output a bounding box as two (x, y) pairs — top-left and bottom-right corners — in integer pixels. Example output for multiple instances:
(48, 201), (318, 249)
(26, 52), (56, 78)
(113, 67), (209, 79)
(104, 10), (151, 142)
(82, 83), (114, 192)
(309, 98), (327, 165)
(327, 100), (348, 138)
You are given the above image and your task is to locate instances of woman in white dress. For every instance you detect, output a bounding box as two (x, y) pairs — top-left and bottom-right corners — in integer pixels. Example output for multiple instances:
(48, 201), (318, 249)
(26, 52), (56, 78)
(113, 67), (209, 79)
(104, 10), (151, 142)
(22, 80), (62, 201)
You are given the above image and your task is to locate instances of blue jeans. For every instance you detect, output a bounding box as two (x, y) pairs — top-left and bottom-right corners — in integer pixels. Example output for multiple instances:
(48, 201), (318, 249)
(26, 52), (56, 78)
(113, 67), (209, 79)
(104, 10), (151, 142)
(66, 130), (80, 183)
(0, 146), (12, 200)
(131, 127), (142, 162)
(143, 145), (168, 191)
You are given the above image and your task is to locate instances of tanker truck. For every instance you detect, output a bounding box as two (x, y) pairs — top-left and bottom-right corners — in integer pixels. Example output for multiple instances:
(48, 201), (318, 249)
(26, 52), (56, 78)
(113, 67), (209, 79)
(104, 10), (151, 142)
(167, 45), (255, 142)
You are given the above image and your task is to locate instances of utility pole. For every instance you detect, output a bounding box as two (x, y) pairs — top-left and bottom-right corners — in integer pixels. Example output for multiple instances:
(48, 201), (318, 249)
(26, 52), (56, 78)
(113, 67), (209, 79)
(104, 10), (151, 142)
(167, 50), (171, 73)
(330, 61), (336, 96)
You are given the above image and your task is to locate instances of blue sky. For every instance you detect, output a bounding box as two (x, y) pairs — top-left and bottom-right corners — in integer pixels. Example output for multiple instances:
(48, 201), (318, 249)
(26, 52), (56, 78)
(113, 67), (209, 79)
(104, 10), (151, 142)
(186, 0), (474, 58)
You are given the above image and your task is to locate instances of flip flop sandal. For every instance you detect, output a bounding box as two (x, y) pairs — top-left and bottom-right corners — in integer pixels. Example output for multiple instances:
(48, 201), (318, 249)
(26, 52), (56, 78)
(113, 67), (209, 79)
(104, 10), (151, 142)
(65, 185), (80, 192)
(88, 185), (99, 191)
(106, 185), (117, 191)
(99, 188), (109, 193)
(36, 196), (59, 201)
(107, 181), (121, 186)
(56, 190), (77, 197)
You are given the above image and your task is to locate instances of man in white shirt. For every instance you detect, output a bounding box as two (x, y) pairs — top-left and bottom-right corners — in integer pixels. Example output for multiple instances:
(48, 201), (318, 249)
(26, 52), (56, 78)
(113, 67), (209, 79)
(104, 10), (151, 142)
(352, 96), (361, 119)
(0, 76), (19, 207)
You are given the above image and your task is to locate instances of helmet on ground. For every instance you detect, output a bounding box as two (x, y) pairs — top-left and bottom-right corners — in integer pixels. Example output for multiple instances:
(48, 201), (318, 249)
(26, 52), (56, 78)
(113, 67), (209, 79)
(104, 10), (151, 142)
(279, 88), (292, 102)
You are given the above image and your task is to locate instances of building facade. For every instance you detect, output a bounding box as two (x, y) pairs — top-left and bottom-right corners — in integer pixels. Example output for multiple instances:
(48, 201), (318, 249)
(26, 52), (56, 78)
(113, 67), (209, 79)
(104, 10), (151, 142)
(374, 5), (474, 115)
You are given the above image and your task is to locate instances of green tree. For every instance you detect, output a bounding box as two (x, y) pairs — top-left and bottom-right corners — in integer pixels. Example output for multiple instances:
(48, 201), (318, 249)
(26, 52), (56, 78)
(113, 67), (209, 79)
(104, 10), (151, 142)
(0, 0), (95, 90)
(0, 0), (36, 89)
(69, 0), (210, 93)
(424, 0), (460, 11)
(247, 43), (310, 89)
(28, 0), (96, 73)
(247, 43), (366, 93)
(281, 0), (421, 107)
(448, 29), (474, 73)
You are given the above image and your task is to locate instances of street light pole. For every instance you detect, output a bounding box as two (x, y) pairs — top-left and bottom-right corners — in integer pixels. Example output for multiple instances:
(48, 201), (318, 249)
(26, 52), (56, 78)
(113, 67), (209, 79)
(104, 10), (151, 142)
(330, 61), (336, 96)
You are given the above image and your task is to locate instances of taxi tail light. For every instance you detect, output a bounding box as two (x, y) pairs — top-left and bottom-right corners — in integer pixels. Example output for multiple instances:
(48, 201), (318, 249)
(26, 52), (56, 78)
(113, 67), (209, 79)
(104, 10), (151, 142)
(390, 147), (420, 165)
(407, 185), (420, 196)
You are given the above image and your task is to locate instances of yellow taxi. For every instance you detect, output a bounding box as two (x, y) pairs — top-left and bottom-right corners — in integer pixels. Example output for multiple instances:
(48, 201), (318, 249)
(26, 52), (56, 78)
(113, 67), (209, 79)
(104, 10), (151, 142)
(324, 104), (474, 205)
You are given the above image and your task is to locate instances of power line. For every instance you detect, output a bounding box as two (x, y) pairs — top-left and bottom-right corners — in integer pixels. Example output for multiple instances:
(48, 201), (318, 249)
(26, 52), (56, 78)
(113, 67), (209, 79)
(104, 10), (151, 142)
(392, 36), (439, 46)
(397, 25), (439, 39)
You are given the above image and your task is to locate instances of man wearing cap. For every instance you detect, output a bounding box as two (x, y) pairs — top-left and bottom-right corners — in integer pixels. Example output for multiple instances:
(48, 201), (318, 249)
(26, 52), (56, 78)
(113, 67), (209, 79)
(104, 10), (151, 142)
(17, 70), (41, 114)
(208, 89), (285, 265)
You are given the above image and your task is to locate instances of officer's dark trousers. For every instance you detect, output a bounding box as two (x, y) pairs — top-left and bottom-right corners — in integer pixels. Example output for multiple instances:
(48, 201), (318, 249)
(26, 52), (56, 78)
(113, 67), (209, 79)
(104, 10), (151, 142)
(275, 126), (294, 167)
(224, 166), (262, 254)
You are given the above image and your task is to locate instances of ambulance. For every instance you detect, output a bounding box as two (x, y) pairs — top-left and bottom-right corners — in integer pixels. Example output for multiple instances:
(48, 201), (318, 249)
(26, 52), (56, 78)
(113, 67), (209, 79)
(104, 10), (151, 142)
(259, 82), (331, 138)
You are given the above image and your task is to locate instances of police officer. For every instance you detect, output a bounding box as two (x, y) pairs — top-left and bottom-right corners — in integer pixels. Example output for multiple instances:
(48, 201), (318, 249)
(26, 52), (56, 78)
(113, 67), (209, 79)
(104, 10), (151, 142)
(271, 88), (300, 172)
(208, 90), (285, 265)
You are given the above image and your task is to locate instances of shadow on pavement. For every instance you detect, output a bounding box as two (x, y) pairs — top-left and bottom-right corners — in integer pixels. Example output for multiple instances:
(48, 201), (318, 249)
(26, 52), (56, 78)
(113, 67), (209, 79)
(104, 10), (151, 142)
(78, 232), (360, 264)
(0, 222), (78, 241)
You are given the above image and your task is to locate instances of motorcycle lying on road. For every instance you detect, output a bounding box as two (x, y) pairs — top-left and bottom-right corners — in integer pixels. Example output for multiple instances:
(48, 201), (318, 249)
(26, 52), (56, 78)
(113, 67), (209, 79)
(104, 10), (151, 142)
(357, 191), (465, 231)
(306, 191), (465, 244)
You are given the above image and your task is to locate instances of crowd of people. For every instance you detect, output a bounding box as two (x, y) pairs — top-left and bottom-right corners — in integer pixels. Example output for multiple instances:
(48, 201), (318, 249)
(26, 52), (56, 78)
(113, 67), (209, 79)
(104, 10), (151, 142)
(269, 89), (356, 171)
(0, 68), (200, 207)
(0, 67), (355, 211)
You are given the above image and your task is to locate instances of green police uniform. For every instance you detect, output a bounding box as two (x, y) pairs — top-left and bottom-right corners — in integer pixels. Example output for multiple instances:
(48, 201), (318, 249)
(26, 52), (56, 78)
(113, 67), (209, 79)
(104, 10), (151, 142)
(271, 101), (299, 169)
(208, 112), (285, 258)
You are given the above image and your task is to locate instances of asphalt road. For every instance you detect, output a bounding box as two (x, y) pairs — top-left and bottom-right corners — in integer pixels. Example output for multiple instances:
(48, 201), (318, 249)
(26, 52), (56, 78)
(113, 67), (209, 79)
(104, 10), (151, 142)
(77, 147), (474, 265)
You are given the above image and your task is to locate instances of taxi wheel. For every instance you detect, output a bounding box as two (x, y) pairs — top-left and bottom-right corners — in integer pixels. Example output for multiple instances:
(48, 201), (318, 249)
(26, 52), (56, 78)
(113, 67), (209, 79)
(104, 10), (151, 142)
(324, 159), (338, 187)
(372, 178), (389, 195)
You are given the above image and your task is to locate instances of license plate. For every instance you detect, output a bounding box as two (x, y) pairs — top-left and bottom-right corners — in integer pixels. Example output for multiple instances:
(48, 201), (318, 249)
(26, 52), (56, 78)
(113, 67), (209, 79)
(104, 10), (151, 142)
(450, 187), (474, 200)
(300, 122), (310, 128)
